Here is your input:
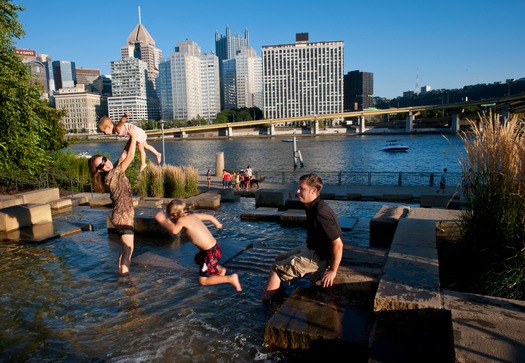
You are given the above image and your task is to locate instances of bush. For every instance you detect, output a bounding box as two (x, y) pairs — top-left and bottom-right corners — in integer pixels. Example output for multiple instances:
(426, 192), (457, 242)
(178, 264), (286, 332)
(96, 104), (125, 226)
(457, 111), (525, 300)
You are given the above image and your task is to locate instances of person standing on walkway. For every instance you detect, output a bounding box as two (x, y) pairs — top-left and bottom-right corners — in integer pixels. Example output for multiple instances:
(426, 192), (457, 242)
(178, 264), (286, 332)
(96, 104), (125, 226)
(207, 169), (212, 189)
(436, 168), (447, 193)
(88, 128), (137, 276)
(261, 173), (343, 306)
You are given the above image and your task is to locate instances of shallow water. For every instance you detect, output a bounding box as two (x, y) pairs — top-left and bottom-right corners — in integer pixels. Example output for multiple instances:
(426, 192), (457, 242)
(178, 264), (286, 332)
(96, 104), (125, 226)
(0, 198), (415, 362)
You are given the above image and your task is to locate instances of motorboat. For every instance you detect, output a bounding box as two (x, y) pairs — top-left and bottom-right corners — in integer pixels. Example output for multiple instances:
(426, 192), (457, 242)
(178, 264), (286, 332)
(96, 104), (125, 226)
(381, 140), (409, 152)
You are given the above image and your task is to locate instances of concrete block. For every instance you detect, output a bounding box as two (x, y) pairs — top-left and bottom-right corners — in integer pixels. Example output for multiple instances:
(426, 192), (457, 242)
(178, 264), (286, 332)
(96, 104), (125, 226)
(255, 189), (289, 209)
(369, 205), (410, 248)
(0, 195), (24, 209)
(382, 194), (414, 202)
(374, 218), (441, 312)
(0, 203), (52, 232)
(280, 209), (306, 225)
(194, 193), (221, 209)
(240, 207), (282, 222)
(138, 197), (164, 208)
(420, 194), (452, 208)
(50, 198), (73, 212)
(20, 188), (60, 204)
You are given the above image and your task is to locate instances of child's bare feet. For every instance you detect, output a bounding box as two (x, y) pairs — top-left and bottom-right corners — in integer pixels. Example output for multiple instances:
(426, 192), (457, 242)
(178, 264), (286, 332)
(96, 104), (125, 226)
(156, 153), (162, 164)
(140, 164), (147, 172)
(230, 273), (242, 291)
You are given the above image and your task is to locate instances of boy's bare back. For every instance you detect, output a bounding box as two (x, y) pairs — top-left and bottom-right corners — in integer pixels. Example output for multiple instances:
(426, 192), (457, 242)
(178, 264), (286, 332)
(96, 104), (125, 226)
(177, 213), (219, 251)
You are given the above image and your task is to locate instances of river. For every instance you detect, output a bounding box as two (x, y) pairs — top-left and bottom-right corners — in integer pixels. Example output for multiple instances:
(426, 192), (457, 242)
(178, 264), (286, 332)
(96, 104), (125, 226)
(0, 134), (466, 362)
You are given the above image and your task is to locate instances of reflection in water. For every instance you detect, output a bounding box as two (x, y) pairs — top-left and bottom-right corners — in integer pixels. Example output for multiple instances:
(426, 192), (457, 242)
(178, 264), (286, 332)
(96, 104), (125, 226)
(0, 195), (415, 361)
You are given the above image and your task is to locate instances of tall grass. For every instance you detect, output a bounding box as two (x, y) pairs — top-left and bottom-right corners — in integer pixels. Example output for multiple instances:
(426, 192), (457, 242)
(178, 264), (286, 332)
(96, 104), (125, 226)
(136, 164), (198, 199)
(457, 111), (525, 300)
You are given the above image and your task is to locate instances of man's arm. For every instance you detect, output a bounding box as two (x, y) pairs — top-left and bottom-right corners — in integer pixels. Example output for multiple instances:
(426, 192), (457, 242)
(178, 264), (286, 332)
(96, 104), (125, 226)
(321, 237), (343, 288)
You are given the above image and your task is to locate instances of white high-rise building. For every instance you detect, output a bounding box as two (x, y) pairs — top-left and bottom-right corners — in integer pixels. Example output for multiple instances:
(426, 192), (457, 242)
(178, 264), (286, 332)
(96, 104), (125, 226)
(262, 33), (344, 120)
(223, 46), (263, 110)
(108, 57), (148, 123)
(158, 40), (220, 123)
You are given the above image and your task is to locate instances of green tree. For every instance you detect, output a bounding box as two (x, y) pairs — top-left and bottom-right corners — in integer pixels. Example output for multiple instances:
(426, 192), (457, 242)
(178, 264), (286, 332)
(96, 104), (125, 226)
(0, 1), (69, 177)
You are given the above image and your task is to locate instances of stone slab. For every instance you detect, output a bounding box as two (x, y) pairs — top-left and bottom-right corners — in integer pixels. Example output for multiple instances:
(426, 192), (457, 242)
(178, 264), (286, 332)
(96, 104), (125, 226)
(133, 251), (186, 270)
(339, 217), (357, 230)
(443, 289), (525, 363)
(420, 194), (453, 208)
(0, 220), (93, 242)
(240, 207), (282, 222)
(279, 209), (306, 225)
(369, 205), (410, 248)
(0, 195), (24, 209)
(0, 203), (52, 232)
(20, 188), (60, 204)
(255, 189), (290, 209)
(374, 218), (441, 312)
(50, 198), (73, 212)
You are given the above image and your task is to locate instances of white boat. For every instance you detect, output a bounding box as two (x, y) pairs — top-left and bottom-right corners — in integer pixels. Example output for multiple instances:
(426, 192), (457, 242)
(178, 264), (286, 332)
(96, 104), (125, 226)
(281, 138), (294, 142)
(381, 140), (409, 152)
(76, 152), (92, 158)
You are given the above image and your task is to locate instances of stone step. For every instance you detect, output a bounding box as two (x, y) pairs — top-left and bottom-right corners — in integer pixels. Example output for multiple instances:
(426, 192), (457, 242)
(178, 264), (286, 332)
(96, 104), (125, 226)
(0, 203), (52, 232)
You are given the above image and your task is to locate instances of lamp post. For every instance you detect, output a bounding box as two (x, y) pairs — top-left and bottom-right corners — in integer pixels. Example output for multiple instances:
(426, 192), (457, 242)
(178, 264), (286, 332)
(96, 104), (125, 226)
(158, 119), (165, 166)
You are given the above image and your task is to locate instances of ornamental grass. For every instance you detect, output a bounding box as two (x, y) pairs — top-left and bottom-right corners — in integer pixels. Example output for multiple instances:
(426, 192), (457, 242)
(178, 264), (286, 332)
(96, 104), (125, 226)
(455, 111), (525, 300)
(136, 164), (198, 199)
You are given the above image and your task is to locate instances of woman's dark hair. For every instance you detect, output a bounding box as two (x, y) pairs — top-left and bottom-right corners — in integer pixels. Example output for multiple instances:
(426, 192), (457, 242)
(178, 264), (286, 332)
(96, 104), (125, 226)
(88, 155), (107, 193)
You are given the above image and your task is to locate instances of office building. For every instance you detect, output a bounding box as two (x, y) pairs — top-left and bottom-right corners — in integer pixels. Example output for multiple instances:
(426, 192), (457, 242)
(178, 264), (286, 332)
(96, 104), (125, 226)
(52, 60), (76, 90)
(222, 46), (262, 110)
(215, 26), (250, 109)
(76, 68), (100, 86)
(262, 33), (344, 120)
(53, 84), (106, 134)
(158, 40), (220, 123)
(344, 70), (374, 111)
(108, 57), (149, 123)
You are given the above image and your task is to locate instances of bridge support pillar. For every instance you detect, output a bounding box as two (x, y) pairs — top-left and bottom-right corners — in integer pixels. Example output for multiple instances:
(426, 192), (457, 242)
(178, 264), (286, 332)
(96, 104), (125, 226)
(269, 124), (275, 135)
(405, 113), (414, 132)
(451, 113), (460, 133)
(181, 131), (188, 138)
(501, 104), (510, 122)
(227, 126), (233, 137)
(314, 120), (320, 135)
(358, 116), (366, 134)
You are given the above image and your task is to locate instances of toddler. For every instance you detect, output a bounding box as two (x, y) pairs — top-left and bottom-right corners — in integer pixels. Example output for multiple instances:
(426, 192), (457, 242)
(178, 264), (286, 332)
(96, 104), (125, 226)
(98, 112), (162, 172)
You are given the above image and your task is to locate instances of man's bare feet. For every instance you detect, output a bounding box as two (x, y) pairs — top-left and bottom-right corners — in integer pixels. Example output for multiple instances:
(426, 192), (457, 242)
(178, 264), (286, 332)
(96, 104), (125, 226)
(156, 153), (162, 164)
(230, 273), (242, 291)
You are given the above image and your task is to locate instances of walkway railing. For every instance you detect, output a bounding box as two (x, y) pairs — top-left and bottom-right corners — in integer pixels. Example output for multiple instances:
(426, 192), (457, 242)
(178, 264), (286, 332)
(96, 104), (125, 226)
(255, 171), (463, 188)
(0, 173), (92, 195)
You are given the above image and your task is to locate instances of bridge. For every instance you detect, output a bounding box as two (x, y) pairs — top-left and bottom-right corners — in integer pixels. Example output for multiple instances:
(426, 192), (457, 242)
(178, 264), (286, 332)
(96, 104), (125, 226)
(146, 94), (525, 139)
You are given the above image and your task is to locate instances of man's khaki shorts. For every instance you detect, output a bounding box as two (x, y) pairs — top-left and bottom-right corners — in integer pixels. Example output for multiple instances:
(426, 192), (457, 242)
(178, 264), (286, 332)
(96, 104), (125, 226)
(272, 245), (328, 283)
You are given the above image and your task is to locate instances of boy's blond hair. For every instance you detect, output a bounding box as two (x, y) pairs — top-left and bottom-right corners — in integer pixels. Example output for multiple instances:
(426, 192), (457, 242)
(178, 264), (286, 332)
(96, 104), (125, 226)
(98, 116), (113, 131)
(167, 199), (187, 220)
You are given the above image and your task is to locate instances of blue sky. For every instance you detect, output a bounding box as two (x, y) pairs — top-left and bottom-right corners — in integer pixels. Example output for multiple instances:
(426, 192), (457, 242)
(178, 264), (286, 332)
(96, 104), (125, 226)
(15, 0), (525, 99)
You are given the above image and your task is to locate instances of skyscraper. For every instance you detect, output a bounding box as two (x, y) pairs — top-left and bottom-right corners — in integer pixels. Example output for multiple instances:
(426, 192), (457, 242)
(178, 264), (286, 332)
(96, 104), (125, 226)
(215, 26), (249, 109)
(52, 60), (76, 90)
(108, 57), (149, 123)
(161, 40), (220, 123)
(344, 70), (374, 111)
(118, 8), (161, 120)
(262, 33), (344, 120)
(222, 46), (262, 110)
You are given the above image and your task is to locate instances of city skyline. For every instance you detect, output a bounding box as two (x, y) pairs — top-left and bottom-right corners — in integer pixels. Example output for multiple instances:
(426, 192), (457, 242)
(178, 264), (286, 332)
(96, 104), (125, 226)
(15, 0), (525, 99)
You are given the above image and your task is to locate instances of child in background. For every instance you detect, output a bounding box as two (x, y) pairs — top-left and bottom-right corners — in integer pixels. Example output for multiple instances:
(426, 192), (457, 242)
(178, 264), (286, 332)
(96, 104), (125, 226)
(155, 199), (242, 292)
(98, 112), (162, 172)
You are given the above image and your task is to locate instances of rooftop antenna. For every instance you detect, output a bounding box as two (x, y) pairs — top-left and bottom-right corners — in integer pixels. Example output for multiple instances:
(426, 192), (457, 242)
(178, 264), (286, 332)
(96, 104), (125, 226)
(138, 6), (141, 24)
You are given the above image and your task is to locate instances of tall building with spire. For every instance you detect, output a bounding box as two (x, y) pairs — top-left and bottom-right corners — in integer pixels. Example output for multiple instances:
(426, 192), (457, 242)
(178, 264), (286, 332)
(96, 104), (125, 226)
(108, 7), (162, 121)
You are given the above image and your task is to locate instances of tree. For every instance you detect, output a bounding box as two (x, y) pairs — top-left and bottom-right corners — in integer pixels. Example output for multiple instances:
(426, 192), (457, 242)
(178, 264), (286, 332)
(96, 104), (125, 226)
(0, 1), (69, 177)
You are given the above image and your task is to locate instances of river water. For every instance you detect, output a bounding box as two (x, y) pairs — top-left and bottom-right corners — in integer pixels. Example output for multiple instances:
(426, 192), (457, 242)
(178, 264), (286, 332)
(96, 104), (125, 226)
(1, 134), (466, 362)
